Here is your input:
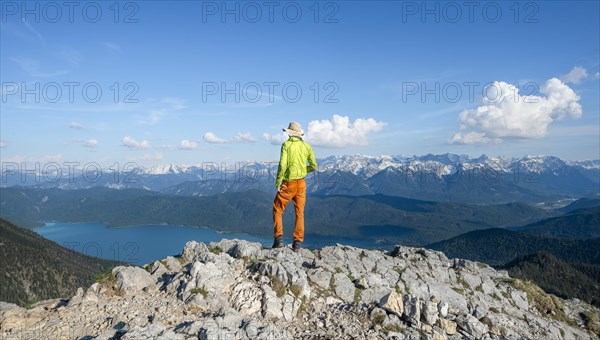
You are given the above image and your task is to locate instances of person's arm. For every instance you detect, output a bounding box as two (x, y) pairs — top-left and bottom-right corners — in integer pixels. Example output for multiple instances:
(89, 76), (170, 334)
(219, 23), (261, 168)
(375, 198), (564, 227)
(306, 144), (317, 173)
(275, 143), (288, 189)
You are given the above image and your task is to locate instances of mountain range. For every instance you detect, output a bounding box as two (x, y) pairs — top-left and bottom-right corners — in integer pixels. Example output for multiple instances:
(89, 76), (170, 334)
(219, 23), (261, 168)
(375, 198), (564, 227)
(2, 154), (598, 204)
(512, 206), (600, 239)
(0, 186), (551, 245)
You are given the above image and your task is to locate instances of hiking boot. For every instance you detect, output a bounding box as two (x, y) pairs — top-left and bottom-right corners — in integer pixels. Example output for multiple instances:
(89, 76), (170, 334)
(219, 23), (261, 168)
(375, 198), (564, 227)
(292, 240), (301, 252)
(272, 236), (283, 249)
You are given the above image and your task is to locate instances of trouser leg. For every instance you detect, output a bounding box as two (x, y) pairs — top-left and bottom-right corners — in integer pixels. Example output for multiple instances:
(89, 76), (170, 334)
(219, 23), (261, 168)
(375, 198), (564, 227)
(273, 183), (294, 238)
(292, 180), (306, 242)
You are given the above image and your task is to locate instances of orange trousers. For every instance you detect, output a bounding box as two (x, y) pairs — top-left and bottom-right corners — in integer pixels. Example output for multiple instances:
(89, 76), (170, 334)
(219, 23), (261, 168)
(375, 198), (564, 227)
(273, 178), (306, 242)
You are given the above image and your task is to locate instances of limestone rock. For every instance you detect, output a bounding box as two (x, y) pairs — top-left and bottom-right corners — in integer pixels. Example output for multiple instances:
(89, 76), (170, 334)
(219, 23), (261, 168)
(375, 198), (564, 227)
(230, 241), (262, 259)
(261, 284), (283, 320)
(150, 260), (168, 277)
(361, 286), (390, 305)
(333, 272), (355, 303)
(437, 318), (457, 335)
(432, 326), (447, 340)
(354, 277), (369, 289)
(162, 256), (183, 272)
(422, 300), (439, 326)
(511, 290), (529, 310)
(438, 300), (449, 318)
(402, 294), (421, 326)
(182, 240), (209, 263)
(307, 268), (332, 290)
(112, 266), (156, 294)
(210, 239), (262, 259)
(230, 281), (262, 316)
(379, 290), (403, 317)
(1, 239), (597, 340)
(66, 287), (84, 307)
(456, 314), (489, 338)
(122, 323), (169, 339)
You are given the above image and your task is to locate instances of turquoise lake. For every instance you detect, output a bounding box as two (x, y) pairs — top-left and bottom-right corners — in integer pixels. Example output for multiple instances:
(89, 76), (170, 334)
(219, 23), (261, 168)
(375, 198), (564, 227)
(34, 222), (393, 265)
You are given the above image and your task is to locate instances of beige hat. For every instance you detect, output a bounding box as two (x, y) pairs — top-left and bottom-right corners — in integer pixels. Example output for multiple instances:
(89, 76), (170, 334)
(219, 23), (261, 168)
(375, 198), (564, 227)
(283, 121), (304, 137)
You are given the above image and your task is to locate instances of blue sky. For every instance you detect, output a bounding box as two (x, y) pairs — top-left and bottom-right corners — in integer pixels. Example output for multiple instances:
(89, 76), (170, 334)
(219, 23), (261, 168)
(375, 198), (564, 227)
(1, 0), (599, 167)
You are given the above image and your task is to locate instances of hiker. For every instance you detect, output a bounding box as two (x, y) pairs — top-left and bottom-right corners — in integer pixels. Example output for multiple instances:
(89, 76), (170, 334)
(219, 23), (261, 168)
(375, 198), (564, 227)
(272, 122), (317, 251)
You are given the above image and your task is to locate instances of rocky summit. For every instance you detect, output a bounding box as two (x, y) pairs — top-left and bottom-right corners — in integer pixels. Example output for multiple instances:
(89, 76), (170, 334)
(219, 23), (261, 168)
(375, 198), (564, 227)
(1, 239), (598, 339)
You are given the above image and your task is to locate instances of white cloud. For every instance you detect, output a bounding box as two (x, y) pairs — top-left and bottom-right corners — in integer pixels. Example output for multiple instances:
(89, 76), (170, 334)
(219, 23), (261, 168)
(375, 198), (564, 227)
(68, 122), (84, 129)
(135, 98), (187, 125)
(161, 97), (187, 110)
(451, 78), (582, 144)
(232, 132), (257, 143)
(1, 155), (26, 163)
(122, 136), (150, 149)
(140, 153), (163, 160)
(450, 132), (498, 145)
(262, 132), (287, 145)
(83, 139), (98, 148)
(203, 132), (228, 144)
(10, 57), (68, 78)
(560, 66), (588, 84)
(104, 42), (121, 52)
(23, 20), (45, 45)
(1, 154), (63, 163)
(60, 46), (81, 67)
(0, 140), (7, 148)
(39, 154), (63, 162)
(137, 110), (166, 125)
(304, 115), (387, 148)
(178, 139), (198, 150)
(595, 72), (600, 79)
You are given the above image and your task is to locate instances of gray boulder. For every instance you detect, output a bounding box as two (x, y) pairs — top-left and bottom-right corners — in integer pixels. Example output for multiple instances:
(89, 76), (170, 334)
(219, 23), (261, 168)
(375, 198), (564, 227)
(230, 281), (262, 316)
(437, 300), (449, 318)
(189, 261), (236, 294)
(112, 266), (156, 294)
(150, 260), (168, 277)
(261, 284), (284, 320)
(181, 240), (208, 263)
(456, 314), (489, 338)
(333, 273), (355, 303)
(307, 268), (332, 290)
(210, 239), (262, 259)
(230, 241), (262, 259)
(511, 290), (529, 311)
(402, 295), (421, 326)
(422, 300), (439, 326)
(470, 299), (489, 319)
(360, 286), (390, 304)
(162, 256), (183, 272)
(121, 324), (169, 339)
(379, 290), (403, 317)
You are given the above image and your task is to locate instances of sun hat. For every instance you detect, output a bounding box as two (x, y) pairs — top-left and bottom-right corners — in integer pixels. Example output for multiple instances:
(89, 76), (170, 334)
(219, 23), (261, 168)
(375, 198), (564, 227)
(283, 122), (304, 137)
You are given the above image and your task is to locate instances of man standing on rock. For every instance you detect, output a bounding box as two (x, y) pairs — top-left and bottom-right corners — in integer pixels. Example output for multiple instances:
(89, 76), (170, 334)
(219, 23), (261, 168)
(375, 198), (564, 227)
(272, 122), (317, 251)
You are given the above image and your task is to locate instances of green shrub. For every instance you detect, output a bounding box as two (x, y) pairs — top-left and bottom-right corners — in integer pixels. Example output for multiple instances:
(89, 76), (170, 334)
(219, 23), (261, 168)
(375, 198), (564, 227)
(290, 284), (302, 297)
(190, 287), (208, 298)
(208, 247), (222, 255)
(371, 311), (385, 325)
(271, 276), (286, 298)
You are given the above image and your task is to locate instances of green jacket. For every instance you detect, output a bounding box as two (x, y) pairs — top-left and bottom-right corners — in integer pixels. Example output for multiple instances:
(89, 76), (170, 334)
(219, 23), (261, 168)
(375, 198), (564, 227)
(275, 136), (317, 188)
